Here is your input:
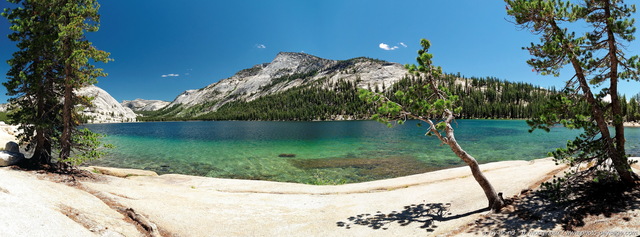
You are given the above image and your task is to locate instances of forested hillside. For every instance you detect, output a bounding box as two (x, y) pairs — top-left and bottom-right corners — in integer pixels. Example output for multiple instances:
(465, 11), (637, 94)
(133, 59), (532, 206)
(139, 74), (565, 121)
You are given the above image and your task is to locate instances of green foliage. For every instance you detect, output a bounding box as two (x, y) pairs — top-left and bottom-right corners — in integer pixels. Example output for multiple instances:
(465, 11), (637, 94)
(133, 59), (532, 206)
(59, 128), (114, 166)
(0, 112), (8, 122)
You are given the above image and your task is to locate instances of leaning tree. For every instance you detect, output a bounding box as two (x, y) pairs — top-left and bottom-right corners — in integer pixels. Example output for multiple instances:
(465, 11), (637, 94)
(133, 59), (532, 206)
(360, 39), (504, 211)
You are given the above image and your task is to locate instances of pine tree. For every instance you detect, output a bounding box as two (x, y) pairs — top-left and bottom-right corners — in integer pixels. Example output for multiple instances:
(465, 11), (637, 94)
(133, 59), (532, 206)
(506, 0), (639, 185)
(3, 0), (63, 165)
(3, 0), (111, 168)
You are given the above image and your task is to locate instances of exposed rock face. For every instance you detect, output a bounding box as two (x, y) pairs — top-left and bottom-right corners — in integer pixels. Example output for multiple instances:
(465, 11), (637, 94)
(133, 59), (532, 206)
(76, 85), (137, 123)
(121, 99), (170, 112)
(167, 52), (408, 115)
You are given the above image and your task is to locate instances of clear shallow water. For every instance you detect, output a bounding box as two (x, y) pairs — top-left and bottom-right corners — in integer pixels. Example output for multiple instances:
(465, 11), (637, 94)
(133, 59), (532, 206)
(84, 120), (640, 184)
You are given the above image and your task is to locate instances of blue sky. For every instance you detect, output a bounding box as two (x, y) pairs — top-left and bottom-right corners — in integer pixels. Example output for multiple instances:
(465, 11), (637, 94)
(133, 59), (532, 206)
(0, 0), (639, 103)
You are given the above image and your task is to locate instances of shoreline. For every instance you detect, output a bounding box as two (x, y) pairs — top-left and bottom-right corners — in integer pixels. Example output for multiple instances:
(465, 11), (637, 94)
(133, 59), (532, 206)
(1, 157), (572, 236)
(9, 157), (638, 236)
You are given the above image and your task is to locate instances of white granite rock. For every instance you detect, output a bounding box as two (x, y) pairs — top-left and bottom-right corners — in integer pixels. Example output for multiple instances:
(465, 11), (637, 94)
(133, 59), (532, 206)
(121, 99), (170, 111)
(76, 85), (138, 123)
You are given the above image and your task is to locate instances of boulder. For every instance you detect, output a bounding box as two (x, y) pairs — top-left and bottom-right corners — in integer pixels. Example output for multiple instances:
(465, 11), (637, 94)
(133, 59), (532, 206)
(0, 142), (24, 166)
(5, 141), (19, 153)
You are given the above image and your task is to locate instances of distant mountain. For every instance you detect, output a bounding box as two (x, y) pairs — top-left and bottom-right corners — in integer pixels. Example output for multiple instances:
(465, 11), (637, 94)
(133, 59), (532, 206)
(122, 99), (170, 112)
(147, 52), (406, 120)
(142, 52), (557, 121)
(76, 85), (137, 123)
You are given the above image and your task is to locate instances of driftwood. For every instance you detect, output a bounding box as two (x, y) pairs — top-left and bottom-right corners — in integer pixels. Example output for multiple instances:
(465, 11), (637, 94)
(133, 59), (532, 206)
(121, 207), (161, 237)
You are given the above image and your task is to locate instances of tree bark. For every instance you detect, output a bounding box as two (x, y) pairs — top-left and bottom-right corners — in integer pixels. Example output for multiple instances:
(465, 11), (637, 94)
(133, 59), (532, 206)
(603, 0), (638, 185)
(60, 74), (73, 163)
(30, 58), (53, 166)
(33, 76), (50, 165)
(443, 120), (504, 211)
(60, 35), (74, 164)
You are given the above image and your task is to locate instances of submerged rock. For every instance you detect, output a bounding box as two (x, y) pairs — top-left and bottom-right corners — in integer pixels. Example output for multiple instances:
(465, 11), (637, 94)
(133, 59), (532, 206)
(289, 156), (436, 180)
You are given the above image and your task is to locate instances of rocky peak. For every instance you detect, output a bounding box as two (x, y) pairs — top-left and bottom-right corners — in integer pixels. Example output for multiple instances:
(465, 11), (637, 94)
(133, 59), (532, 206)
(261, 52), (334, 78)
(77, 85), (137, 123)
(164, 52), (408, 116)
(121, 99), (170, 112)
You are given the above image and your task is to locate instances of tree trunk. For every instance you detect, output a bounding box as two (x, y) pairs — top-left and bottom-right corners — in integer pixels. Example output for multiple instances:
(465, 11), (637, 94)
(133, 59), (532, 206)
(33, 88), (50, 165)
(416, 83), (505, 211)
(444, 122), (504, 211)
(603, 0), (638, 185)
(60, 64), (73, 163)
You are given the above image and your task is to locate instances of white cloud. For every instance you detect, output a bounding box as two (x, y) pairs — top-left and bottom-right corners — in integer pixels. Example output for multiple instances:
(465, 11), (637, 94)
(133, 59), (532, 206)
(379, 42), (408, 51)
(256, 44), (266, 49)
(379, 43), (399, 51)
(161, 74), (180, 78)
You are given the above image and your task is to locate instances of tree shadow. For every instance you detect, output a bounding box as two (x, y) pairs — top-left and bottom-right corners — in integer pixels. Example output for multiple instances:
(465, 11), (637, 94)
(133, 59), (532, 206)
(336, 202), (489, 232)
(467, 179), (640, 236)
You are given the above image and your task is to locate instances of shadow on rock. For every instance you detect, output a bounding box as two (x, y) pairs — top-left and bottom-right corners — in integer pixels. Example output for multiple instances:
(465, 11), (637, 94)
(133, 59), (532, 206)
(337, 202), (488, 232)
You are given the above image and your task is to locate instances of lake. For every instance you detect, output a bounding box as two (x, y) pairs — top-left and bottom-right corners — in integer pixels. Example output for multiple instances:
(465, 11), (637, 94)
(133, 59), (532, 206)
(85, 120), (640, 184)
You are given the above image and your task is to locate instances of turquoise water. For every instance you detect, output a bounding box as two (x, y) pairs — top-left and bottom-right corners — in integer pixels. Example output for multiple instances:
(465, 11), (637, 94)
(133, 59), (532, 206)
(84, 120), (640, 184)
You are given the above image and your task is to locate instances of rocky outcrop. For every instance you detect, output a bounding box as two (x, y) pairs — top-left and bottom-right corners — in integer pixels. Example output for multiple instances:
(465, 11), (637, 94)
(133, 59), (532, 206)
(76, 85), (137, 123)
(122, 99), (170, 112)
(166, 52), (408, 116)
(0, 86), (136, 124)
(0, 141), (24, 166)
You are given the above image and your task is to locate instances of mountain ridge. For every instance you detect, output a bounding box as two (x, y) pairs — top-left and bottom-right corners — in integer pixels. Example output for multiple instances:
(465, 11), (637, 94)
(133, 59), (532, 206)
(121, 99), (170, 112)
(142, 52), (561, 121)
(163, 52), (407, 116)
